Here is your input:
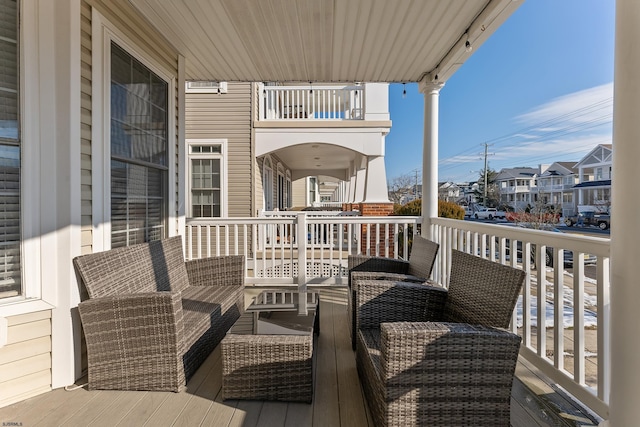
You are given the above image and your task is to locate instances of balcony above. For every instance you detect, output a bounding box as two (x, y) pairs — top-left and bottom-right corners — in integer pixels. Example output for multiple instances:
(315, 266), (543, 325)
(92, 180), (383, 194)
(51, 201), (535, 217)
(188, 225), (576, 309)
(256, 83), (391, 129)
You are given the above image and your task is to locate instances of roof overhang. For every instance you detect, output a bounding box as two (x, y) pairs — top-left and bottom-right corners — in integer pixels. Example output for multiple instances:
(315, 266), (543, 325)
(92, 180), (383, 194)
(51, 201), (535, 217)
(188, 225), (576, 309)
(129, 0), (523, 84)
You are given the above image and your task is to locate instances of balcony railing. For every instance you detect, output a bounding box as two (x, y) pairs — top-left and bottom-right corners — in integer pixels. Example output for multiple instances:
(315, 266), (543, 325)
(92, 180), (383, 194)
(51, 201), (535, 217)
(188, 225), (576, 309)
(260, 84), (365, 121)
(186, 213), (420, 285)
(184, 214), (610, 419)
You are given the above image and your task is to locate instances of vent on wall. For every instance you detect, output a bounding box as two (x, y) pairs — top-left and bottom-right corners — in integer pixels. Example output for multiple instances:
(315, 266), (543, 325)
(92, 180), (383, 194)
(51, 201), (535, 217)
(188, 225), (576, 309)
(185, 81), (228, 93)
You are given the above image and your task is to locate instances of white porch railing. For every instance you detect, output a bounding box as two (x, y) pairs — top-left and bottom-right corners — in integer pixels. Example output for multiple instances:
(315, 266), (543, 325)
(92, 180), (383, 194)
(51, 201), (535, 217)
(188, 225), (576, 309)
(260, 84), (365, 121)
(430, 217), (610, 420)
(184, 214), (610, 419)
(185, 213), (421, 286)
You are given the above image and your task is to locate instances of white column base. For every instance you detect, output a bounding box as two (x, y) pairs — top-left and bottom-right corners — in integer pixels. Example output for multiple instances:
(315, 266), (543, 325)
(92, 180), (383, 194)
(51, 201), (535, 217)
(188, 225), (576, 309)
(362, 156), (390, 203)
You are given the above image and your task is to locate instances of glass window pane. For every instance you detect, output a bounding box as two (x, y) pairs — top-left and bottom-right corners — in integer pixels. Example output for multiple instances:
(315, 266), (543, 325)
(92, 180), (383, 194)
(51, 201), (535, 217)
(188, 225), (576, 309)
(0, 0), (19, 141)
(0, 144), (20, 297)
(111, 41), (167, 166)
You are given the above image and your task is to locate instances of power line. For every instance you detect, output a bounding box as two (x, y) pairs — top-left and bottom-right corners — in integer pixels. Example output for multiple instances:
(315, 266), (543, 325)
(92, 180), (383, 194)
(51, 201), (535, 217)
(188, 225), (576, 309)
(438, 97), (613, 167)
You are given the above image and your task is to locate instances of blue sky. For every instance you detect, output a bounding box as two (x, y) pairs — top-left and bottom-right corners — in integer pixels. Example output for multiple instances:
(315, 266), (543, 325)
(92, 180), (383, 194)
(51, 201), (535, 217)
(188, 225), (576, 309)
(384, 0), (615, 184)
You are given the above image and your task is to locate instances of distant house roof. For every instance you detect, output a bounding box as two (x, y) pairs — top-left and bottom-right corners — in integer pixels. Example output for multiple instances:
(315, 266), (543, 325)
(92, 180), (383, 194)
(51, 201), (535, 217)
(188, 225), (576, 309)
(573, 179), (611, 189)
(495, 167), (539, 180)
(539, 161), (577, 177)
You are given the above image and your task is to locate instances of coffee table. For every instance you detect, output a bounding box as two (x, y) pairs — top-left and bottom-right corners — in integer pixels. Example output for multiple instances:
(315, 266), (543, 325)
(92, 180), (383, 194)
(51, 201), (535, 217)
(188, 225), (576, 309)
(221, 289), (320, 402)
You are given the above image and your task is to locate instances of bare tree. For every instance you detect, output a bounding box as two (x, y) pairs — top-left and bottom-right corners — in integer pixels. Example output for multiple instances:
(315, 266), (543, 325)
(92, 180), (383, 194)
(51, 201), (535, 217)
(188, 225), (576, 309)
(388, 172), (416, 204)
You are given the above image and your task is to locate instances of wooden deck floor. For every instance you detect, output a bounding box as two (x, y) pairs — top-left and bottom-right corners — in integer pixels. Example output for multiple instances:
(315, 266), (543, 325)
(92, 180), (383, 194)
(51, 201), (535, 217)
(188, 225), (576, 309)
(0, 288), (597, 426)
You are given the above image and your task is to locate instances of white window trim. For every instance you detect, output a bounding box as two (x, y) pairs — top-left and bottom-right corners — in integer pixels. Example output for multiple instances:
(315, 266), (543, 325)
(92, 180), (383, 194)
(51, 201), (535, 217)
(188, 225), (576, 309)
(263, 156), (274, 211)
(187, 139), (228, 218)
(276, 162), (285, 210)
(0, 0), (57, 316)
(185, 81), (228, 94)
(286, 170), (292, 208)
(91, 9), (177, 252)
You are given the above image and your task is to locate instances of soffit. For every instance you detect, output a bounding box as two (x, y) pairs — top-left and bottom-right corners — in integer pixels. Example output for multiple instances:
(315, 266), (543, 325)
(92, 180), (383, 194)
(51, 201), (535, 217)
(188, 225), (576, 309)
(272, 143), (356, 172)
(129, 0), (522, 83)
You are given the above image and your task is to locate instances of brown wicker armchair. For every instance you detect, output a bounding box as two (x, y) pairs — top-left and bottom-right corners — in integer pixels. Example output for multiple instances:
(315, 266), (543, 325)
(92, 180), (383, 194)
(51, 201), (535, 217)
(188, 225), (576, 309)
(355, 250), (526, 426)
(347, 235), (439, 349)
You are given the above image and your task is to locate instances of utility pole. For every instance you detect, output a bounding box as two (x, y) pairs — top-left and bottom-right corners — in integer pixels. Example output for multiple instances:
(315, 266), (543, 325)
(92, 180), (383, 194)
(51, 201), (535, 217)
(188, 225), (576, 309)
(480, 143), (494, 206)
(483, 142), (489, 204)
(415, 169), (419, 200)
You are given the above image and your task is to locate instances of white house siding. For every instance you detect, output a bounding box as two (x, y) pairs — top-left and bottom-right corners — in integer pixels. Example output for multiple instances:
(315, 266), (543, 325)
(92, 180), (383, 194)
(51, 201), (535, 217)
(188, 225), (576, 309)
(292, 178), (308, 207)
(0, 310), (52, 407)
(186, 83), (253, 218)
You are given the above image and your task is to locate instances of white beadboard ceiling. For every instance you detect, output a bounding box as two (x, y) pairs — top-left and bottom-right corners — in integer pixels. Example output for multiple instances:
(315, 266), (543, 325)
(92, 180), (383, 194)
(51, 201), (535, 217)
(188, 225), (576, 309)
(129, 0), (523, 83)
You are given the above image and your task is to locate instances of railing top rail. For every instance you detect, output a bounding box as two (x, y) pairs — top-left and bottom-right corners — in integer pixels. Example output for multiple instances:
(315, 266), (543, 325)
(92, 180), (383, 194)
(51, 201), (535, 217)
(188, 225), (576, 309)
(264, 84), (364, 91)
(187, 215), (422, 226)
(306, 215), (421, 225)
(432, 217), (610, 257)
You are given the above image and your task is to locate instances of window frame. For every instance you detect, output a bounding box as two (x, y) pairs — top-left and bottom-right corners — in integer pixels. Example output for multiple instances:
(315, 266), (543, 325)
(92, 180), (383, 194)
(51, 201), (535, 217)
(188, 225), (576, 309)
(92, 10), (177, 252)
(185, 81), (228, 94)
(263, 156), (274, 211)
(187, 139), (227, 218)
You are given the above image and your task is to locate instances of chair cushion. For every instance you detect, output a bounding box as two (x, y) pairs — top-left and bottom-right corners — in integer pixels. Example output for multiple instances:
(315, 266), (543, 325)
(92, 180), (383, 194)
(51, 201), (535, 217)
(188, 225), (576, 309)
(181, 285), (240, 349)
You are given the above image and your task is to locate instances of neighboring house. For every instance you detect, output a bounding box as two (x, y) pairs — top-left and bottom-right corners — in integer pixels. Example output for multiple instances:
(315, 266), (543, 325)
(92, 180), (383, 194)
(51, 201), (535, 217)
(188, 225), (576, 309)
(495, 167), (539, 211)
(573, 144), (612, 213)
(185, 82), (392, 216)
(438, 181), (460, 202)
(533, 162), (578, 217)
(397, 184), (422, 205)
(457, 182), (480, 205)
(254, 82), (392, 213)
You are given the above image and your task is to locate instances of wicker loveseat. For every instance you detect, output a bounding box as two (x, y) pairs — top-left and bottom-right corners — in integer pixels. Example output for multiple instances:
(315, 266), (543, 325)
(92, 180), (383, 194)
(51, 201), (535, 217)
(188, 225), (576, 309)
(73, 236), (244, 392)
(355, 250), (526, 426)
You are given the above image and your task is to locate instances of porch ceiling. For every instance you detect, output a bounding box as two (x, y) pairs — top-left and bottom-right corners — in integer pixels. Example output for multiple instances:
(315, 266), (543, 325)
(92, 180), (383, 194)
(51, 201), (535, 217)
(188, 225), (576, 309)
(272, 143), (356, 180)
(129, 0), (522, 84)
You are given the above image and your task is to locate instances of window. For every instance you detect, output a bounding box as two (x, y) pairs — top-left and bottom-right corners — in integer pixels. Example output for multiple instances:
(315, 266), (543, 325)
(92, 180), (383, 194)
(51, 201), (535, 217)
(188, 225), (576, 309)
(596, 167), (603, 180)
(308, 177), (317, 205)
(0, 0), (21, 299)
(188, 141), (225, 217)
(277, 164), (286, 210)
(185, 81), (227, 94)
(263, 157), (273, 211)
(286, 172), (292, 208)
(110, 42), (168, 248)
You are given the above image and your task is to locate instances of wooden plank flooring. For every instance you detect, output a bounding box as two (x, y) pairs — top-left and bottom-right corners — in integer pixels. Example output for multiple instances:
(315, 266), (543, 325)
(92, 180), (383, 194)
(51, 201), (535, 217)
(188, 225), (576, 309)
(0, 288), (594, 426)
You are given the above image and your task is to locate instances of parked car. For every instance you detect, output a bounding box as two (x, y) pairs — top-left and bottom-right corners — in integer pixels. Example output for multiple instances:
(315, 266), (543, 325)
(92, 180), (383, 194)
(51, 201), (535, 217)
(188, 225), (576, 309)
(474, 207), (506, 220)
(565, 211), (610, 230)
(464, 207), (473, 218)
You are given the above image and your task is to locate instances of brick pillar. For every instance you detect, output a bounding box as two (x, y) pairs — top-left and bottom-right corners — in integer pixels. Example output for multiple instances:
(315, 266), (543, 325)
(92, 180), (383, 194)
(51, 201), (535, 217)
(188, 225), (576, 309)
(358, 203), (395, 257)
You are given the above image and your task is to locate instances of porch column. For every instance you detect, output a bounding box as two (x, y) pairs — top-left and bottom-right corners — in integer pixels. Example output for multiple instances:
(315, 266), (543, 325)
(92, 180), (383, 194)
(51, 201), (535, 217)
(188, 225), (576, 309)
(611, 1), (640, 424)
(418, 79), (444, 238)
(348, 161), (356, 202)
(354, 156), (367, 203)
(363, 155), (390, 203)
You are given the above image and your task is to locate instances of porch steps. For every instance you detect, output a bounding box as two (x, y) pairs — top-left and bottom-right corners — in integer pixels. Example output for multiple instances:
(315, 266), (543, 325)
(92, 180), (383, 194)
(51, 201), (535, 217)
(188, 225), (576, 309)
(512, 357), (602, 426)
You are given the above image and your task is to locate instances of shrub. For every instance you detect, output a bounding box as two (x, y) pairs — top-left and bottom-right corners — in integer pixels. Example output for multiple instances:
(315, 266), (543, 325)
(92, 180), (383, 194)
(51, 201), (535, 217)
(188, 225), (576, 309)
(394, 199), (422, 216)
(438, 200), (465, 219)
(393, 199), (465, 220)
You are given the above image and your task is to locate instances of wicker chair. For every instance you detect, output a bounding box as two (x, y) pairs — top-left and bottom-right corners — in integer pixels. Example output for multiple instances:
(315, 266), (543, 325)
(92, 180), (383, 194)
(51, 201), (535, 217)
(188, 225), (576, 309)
(355, 249), (526, 426)
(347, 235), (439, 349)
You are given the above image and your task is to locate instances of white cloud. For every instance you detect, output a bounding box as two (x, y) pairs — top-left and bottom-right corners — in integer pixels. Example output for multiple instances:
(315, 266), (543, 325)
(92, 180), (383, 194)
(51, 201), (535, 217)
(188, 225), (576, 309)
(516, 82), (613, 128)
(439, 83), (614, 181)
